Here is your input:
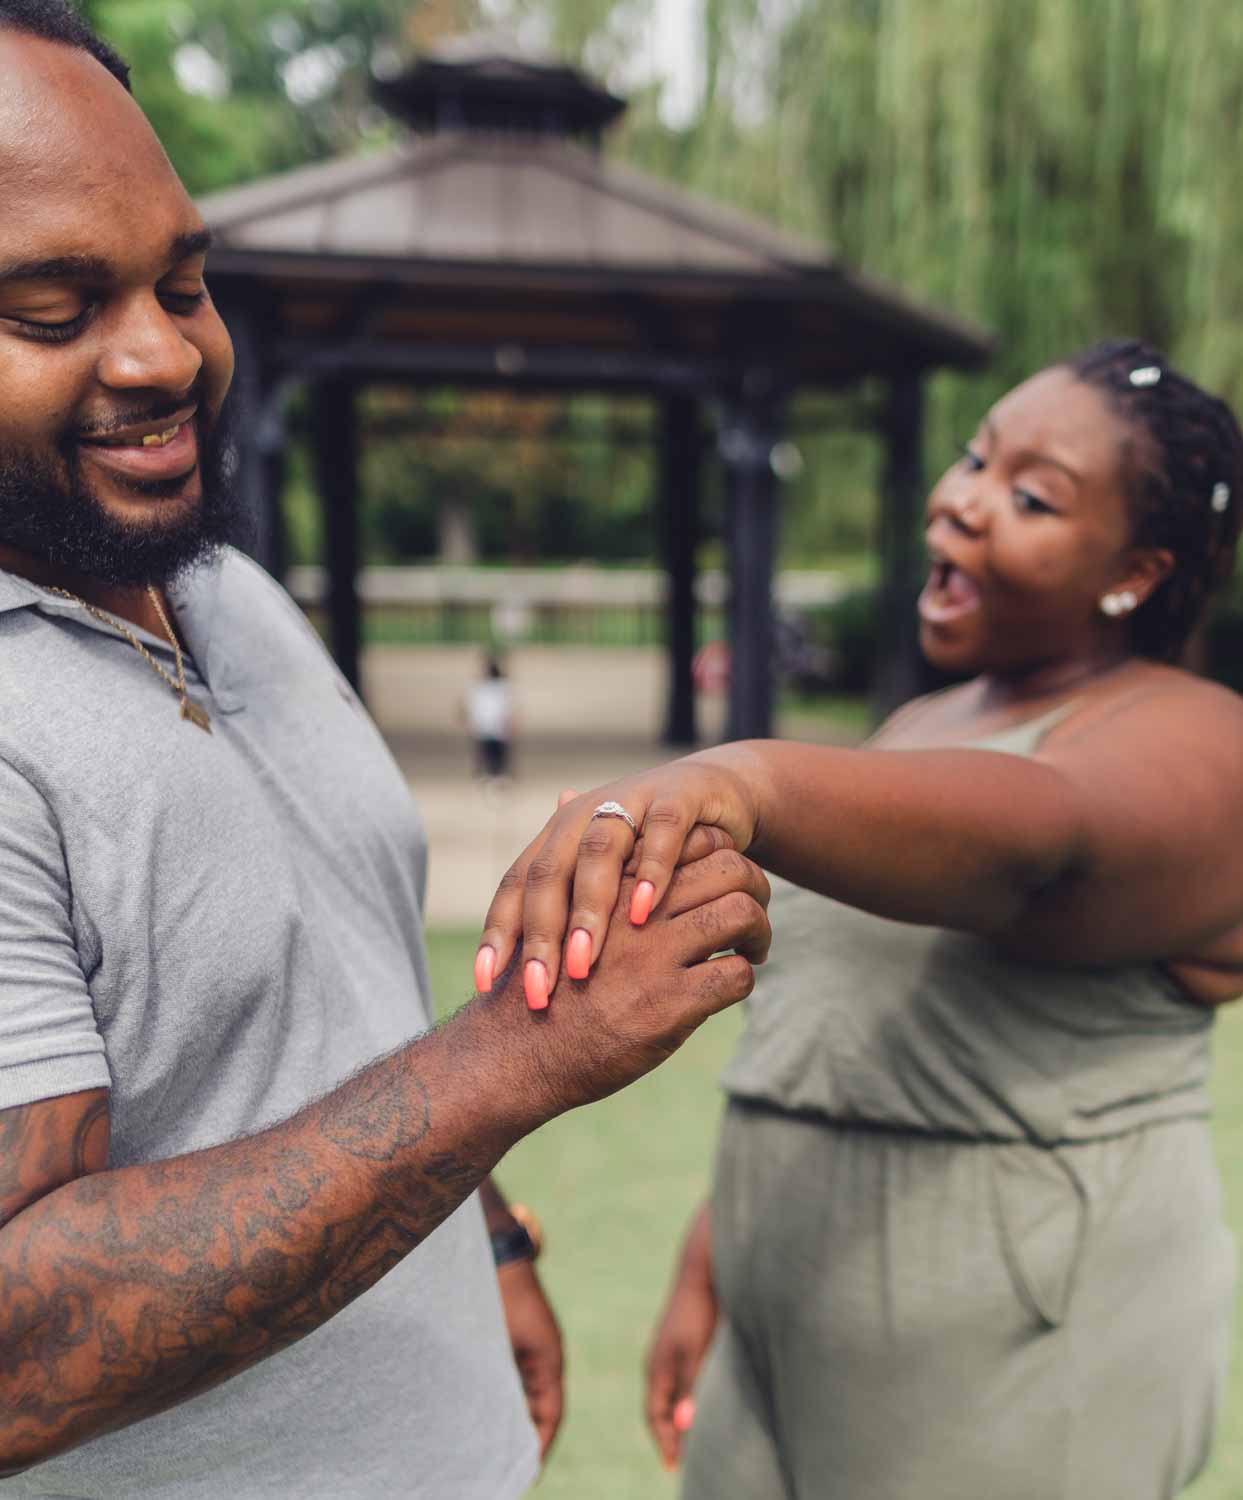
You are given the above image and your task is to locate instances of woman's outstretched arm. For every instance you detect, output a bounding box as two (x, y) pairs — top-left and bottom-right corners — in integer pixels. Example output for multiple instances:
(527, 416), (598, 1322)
(478, 675), (1243, 996)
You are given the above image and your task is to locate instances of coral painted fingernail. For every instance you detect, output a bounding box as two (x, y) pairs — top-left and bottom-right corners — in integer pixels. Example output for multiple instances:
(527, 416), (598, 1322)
(630, 880), (656, 926)
(663, 1455), (678, 1472)
(524, 960), (550, 1011)
(566, 928), (592, 980)
(474, 946), (496, 994)
(673, 1397), (695, 1433)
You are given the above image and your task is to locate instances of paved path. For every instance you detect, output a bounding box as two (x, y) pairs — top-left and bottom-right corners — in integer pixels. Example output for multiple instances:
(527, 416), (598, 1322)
(365, 644), (859, 927)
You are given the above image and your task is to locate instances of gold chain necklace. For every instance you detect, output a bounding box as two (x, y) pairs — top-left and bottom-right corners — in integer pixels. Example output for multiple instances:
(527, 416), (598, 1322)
(46, 584), (212, 733)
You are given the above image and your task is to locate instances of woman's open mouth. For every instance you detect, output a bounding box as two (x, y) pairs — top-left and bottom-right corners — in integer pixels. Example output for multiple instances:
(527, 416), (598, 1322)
(918, 557), (982, 625)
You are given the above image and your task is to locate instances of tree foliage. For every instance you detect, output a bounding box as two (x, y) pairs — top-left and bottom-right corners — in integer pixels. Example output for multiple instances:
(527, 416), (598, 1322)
(90, 0), (415, 193)
(603, 0), (1243, 459)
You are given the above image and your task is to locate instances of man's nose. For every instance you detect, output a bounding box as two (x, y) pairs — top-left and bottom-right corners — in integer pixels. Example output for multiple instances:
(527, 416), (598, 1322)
(95, 295), (202, 394)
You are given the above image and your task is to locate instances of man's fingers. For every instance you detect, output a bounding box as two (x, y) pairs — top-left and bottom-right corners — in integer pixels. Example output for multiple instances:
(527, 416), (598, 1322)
(530, 1384), (564, 1460)
(625, 823), (734, 876)
(660, 849), (772, 923)
(665, 876), (773, 972)
(687, 951), (759, 1017)
(679, 824), (735, 865)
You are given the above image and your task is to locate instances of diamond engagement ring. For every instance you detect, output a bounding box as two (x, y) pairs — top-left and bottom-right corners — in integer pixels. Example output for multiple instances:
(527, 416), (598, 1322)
(589, 800), (638, 835)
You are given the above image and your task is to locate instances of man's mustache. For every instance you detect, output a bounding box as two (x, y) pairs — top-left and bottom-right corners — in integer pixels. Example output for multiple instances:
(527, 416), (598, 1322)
(74, 390), (204, 442)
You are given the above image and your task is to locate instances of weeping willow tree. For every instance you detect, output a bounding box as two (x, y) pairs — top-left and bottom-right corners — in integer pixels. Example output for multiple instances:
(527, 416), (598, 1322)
(595, 0), (1243, 455)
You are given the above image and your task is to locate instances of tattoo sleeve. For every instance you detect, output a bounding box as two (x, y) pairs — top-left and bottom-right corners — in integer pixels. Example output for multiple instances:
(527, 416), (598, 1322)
(0, 1016), (519, 1476)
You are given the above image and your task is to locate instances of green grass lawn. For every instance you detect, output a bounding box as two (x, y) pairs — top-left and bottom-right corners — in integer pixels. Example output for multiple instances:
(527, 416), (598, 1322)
(426, 928), (1243, 1499)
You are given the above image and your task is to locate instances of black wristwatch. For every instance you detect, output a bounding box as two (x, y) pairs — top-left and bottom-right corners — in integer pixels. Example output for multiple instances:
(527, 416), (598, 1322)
(490, 1203), (543, 1267)
(491, 1222), (537, 1267)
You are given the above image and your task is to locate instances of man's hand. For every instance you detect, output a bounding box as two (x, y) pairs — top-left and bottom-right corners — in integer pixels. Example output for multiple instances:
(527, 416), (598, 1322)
(497, 1260), (563, 1460)
(479, 1176), (563, 1458)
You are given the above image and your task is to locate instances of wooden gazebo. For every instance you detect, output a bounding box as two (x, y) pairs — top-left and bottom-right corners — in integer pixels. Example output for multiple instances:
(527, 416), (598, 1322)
(199, 39), (992, 740)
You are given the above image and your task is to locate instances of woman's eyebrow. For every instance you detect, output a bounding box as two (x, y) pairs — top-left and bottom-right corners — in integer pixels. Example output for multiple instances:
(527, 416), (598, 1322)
(985, 417), (1082, 483)
(1021, 450), (1082, 483)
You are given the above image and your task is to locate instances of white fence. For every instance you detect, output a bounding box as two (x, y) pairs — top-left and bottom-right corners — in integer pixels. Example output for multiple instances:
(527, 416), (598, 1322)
(286, 564), (848, 611)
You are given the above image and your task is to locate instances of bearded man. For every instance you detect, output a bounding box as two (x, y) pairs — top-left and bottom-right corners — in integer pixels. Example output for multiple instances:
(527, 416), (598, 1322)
(0, 6), (771, 1496)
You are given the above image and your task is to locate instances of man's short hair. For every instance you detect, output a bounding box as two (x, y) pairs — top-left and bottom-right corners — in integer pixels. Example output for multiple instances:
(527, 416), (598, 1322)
(0, 0), (131, 91)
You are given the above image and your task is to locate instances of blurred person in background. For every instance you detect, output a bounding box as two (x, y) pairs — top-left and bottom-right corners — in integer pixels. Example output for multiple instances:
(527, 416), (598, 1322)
(464, 650), (516, 782)
(0, 7), (775, 1494)
(481, 341), (1243, 1499)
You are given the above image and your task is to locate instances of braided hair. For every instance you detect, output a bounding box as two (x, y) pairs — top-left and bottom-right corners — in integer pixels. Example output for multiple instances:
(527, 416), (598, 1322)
(0, 0), (130, 91)
(1062, 339), (1243, 661)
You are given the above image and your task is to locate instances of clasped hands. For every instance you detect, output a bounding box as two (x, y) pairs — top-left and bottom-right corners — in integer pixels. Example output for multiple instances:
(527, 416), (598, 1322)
(475, 756), (767, 1013)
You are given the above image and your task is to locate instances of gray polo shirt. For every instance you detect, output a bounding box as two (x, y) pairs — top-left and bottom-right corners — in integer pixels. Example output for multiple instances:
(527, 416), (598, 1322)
(0, 550), (538, 1499)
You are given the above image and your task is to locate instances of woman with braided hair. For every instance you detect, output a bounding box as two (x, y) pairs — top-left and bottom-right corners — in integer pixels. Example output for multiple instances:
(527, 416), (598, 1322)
(478, 339), (1243, 1497)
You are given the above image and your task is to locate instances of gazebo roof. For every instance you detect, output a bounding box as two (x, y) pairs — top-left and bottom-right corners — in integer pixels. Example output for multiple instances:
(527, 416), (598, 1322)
(371, 37), (627, 140)
(199, 131), (991, 387)
(199, 133), (829, 276)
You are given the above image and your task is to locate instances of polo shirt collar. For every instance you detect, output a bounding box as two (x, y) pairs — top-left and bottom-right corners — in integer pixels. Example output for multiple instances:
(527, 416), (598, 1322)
(169, 553), (245, 711)
(0, 551), (246, 713)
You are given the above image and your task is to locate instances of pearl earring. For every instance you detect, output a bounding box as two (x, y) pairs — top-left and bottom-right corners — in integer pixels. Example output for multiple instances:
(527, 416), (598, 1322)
(1100, 590), (1138, 617)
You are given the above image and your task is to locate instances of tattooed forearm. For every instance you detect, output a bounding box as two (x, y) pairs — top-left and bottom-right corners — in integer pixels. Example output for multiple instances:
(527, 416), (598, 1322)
(0, 1091), (108, 1229)
(0, 1021), (517, 1476)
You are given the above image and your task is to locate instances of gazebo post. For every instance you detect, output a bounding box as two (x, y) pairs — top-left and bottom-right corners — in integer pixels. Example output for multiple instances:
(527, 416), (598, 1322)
(723, 375), (786, 742)
(310, 377), (362, 695)
(260, 445), (288, 584)
(217, 298), (284, 577)
(661, 393), (702, 746)
(872, 372), (927, 717)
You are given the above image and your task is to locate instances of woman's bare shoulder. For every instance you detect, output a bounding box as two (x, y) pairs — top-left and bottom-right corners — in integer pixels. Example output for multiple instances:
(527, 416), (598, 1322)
(1040, 661), (1243, 754)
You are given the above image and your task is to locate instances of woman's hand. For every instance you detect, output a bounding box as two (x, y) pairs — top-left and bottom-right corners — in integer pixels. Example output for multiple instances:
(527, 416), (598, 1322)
(474, 756), (765, 1007)
(646, 1203), (718, 1471)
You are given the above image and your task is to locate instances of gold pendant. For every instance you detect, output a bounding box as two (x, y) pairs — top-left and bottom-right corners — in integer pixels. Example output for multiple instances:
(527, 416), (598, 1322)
(180, 696), (212, 733)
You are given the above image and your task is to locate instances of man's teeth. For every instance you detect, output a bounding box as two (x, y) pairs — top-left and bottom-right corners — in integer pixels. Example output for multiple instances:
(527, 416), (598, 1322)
(92, 424), (182, 448)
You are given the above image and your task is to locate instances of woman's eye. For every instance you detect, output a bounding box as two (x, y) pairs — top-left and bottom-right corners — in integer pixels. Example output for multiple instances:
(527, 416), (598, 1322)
(1014, 489), (1054, 515)
(960, 445), (985, 472)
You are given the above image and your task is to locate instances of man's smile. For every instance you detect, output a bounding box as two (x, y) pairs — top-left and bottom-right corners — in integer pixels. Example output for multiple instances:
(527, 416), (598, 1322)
(77, 411), (199, 484)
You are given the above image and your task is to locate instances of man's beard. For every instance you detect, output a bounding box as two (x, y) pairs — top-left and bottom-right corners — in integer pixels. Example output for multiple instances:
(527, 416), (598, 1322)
(0, 388), (250, 587)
